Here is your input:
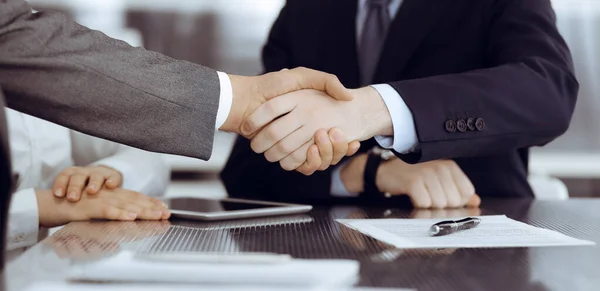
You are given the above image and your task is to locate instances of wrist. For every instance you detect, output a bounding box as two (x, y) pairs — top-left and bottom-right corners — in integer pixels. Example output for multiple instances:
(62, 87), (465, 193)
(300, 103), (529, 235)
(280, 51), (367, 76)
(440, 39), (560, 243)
(340, 154), (368, 193)
(351, 86), (393, 139)
(36, 189), (69, 228)
(220, 74), (251, 134)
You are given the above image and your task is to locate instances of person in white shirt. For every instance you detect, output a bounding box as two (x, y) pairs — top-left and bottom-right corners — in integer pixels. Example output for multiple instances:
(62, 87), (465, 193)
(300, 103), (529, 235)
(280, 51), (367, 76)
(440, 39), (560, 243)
(5, 108), (171, 262)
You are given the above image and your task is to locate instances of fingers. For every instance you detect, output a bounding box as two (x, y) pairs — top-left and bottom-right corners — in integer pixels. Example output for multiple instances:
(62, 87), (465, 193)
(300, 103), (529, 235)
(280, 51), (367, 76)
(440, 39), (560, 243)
(101, 206), (138, 221)
(104, 169), (123, 189)
(52, 170), (73, 198)
(279, 140), (313, 171)
(250, 110), (304, 155)
(296, 145), (322, 176)
(92, 190), (169, 221)
(407, 179), (432, 209)
(117, 202), (164, 221)
(242, 95), (298, 137)
(328, 128), (348, 167)
(66, 173), (89, 202)
(436, 164), (462, 208)
(315, 129), (333, 170)
(448, 162), (476, 205)
(423, 174), (446, 209)
(466, 194), (481, 208)
(261, 125), (314, 162)
(347, 141), (361, 156)
(86, 172), (105, 195)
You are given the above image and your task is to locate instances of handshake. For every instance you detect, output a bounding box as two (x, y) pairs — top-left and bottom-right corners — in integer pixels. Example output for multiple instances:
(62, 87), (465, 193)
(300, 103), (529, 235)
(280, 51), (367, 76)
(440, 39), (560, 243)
(220, 67), (393, 175)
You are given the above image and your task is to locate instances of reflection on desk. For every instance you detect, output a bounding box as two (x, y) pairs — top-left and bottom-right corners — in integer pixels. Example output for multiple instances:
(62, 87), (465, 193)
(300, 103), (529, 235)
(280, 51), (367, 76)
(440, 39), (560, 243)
(5, 198), (600, 291)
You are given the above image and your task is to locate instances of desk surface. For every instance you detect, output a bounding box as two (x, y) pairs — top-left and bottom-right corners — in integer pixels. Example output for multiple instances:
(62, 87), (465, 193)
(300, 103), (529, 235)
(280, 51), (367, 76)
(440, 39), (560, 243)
(4, 198), (600, 291)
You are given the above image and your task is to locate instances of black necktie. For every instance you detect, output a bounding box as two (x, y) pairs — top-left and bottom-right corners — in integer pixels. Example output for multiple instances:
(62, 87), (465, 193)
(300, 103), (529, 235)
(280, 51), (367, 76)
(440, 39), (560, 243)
(358, 0), (392, 86)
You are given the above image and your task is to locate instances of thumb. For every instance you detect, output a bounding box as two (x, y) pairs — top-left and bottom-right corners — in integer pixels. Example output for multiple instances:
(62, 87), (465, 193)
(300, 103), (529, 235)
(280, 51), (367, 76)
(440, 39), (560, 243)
(466, 194), (481, 208)
(263, 67), (353, 101)
(292, 67), (354, 101)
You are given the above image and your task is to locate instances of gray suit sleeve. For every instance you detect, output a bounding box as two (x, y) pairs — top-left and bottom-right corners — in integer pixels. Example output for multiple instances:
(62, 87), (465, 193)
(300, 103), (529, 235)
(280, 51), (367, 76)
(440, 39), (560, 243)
(0, 0), (220, 160)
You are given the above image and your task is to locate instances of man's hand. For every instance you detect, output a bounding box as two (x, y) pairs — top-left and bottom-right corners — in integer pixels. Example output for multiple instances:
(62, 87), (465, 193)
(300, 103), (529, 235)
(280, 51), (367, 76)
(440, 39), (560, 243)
(37, 188), (170, 228)
(243, 87), (391, 171)
(219, 67), (354, 135)
(52, 166), (122, 202)
(296, 128), (361, 176)
(340, 155), (481, 209)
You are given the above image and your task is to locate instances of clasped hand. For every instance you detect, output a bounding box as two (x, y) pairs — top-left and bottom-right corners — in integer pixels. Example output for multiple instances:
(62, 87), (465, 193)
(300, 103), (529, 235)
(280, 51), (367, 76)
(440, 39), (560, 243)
(224, 67), (391, 175)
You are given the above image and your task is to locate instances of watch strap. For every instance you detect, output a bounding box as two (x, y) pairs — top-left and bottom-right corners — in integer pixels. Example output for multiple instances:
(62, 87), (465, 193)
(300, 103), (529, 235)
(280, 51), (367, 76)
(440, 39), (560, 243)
(363, 151), (384, 197)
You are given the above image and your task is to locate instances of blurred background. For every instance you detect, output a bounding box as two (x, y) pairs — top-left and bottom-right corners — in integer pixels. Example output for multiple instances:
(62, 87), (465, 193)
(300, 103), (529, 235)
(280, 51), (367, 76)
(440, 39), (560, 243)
(27, 0), (600, 198)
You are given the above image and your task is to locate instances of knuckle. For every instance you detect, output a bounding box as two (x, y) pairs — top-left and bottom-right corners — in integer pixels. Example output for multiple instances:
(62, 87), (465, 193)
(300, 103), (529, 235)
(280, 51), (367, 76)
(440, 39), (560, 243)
(276, 141), (293, 155)
(264, 101), (279, 116)
(102, 207), (118, 219)
(264, 127), (281, 142)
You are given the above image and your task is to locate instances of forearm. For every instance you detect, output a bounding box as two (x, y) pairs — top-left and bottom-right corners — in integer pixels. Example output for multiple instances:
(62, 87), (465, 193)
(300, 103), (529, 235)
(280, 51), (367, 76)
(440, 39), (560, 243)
(0, 1), (220, 160)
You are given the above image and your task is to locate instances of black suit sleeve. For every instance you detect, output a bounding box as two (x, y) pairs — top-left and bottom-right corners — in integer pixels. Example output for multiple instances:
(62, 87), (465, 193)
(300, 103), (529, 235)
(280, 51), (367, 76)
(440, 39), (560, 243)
(392, 0), (578, 163)
(221, 3), (336, 202)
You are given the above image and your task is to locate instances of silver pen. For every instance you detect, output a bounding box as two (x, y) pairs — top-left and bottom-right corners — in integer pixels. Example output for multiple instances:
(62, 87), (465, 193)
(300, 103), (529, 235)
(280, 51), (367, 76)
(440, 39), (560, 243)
(429, 217), (481, 236)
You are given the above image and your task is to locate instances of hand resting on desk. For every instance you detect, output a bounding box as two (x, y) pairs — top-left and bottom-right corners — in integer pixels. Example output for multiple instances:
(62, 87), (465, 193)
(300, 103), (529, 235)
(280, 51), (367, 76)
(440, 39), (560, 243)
(36, 187), (170, 228)
(340, 156), (481, 209)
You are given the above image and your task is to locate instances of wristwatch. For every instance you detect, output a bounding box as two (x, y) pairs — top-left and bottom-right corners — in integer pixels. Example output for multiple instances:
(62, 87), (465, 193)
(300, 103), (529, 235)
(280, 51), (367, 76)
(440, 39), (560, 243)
(363, 146), (395, 198)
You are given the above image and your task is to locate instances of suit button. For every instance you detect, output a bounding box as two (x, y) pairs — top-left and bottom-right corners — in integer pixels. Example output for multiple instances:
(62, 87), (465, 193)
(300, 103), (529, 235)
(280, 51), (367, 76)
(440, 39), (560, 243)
(466, 118), (475, 131)
(475, 118), (486, 131)
(445, 120), (457, 132)
(457, 119), (467, 132)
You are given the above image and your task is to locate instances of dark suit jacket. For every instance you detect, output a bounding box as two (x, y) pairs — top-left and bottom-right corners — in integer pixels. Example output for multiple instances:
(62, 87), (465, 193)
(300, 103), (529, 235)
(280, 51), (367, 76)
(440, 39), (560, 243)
(221, 0), (578, 203)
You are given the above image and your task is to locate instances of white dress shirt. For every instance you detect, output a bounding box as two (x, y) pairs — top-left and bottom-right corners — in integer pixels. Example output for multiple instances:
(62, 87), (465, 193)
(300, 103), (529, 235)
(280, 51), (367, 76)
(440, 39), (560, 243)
(331, 0), (419, 196)
(5, 109), (170, 261)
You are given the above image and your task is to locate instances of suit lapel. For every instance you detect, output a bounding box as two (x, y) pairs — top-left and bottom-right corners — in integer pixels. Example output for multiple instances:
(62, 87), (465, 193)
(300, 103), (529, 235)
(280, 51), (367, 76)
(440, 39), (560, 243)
(319, 0), (361, 88)
(374, 0), (452, 82)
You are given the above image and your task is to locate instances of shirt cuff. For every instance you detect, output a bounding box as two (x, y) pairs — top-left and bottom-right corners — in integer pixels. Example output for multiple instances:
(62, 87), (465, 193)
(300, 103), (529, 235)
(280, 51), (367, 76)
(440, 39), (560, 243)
(216, 71), (233, 130)
(330, 161), (359, 197)
(371, 84), (419, 154)
(7, 188), (40, 251)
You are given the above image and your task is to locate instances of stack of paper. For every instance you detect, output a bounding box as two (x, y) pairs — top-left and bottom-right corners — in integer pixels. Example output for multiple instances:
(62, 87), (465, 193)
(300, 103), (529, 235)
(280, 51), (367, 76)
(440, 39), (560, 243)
(24, 282), (414, 291)
(66, 251), (359, 288)
(337, 215), (595, 249)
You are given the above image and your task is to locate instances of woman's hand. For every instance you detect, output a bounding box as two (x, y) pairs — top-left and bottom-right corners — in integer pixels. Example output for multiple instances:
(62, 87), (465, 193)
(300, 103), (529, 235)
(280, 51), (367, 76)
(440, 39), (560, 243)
(52, 166), (123, 201)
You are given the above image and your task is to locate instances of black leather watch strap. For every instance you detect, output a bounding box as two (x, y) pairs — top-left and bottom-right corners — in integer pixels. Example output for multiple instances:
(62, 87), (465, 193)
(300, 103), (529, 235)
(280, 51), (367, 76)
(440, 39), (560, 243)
(363, 150), (384, 197)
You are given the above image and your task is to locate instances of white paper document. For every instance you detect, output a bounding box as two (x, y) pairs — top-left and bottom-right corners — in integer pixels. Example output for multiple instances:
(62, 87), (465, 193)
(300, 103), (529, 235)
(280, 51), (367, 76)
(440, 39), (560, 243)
(337, 215), (595, 249)
(24, 282), (413, 291)
(67, 251), (359, 287)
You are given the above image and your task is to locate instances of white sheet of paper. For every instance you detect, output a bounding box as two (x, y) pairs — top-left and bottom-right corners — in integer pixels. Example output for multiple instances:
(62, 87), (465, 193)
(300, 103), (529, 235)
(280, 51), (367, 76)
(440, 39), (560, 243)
(337, 215), (595, 249)
(23, 282), (414, 291)
(66, 251), (359, 287)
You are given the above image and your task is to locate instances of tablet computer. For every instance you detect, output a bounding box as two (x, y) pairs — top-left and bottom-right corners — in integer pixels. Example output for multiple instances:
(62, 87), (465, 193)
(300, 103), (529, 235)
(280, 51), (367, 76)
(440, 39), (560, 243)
(164, 197), (313, 221)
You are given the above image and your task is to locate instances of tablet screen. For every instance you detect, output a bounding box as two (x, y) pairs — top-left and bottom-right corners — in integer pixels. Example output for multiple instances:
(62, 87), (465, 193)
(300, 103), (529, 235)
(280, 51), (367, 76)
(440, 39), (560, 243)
(166, 198), (281, 213)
